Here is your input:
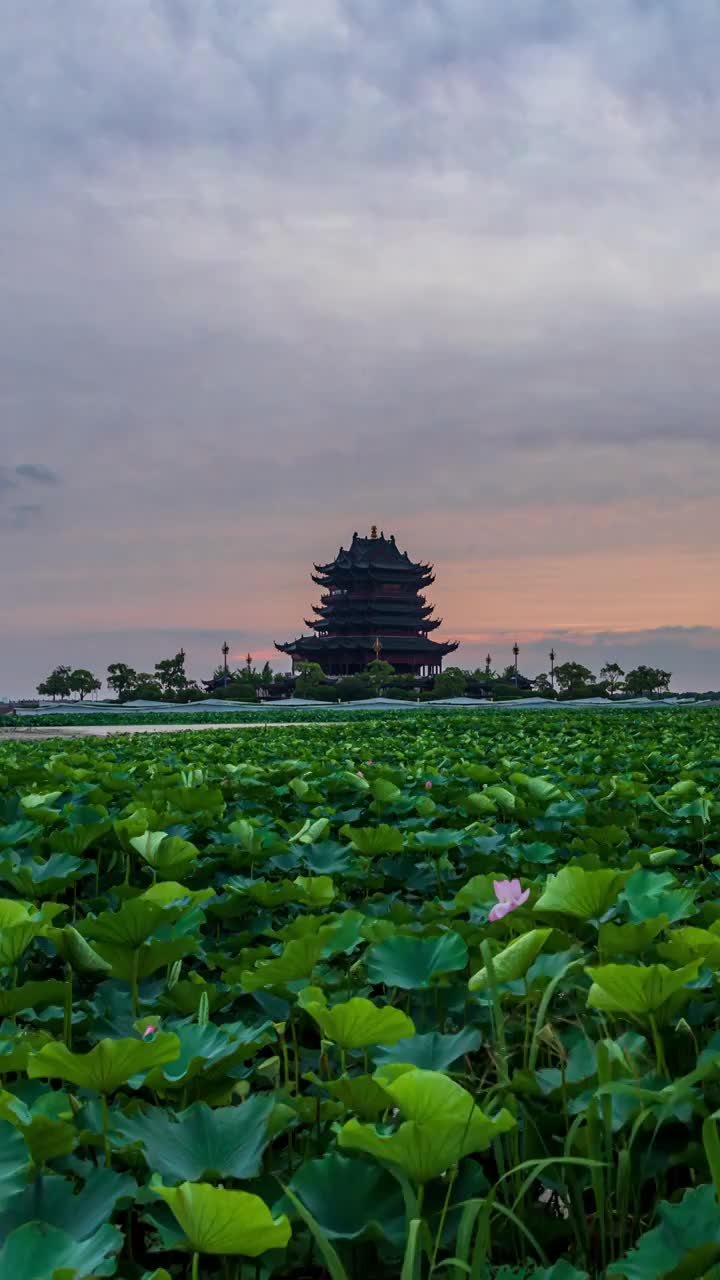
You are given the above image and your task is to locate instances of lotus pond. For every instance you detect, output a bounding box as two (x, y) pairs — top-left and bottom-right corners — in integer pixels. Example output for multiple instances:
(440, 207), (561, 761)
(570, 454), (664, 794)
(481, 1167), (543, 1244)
(0, 709), (719, 1280)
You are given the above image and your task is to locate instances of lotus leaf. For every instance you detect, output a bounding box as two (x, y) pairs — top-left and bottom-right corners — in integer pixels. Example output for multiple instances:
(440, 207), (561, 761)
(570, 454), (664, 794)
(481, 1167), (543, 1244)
(0, 1222), (123, 1280)
(28, 1033), (181, 1092)
(115, 1096), (273, 1181)
(366, 931), (468, 989)
(338, 1065), (515, 1182)
(468, 928), (552, 991)
(155, 1181), (291, 1255)
(285, 1151), (405, 1244)
(586, 961), (701, 1021)
(303, 995), (415, 1049)
(535, 867), (629, 920)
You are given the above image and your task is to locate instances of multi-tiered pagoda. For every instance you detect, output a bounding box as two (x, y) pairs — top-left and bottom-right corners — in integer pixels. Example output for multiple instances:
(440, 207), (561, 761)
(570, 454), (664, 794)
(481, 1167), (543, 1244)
(276, 528), (459, 677)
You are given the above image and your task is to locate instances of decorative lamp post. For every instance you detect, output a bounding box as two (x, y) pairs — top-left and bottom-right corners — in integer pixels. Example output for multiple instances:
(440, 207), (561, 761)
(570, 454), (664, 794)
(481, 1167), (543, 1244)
(485, 653), (492, 676)
(549, 647), (556, 692)
(246, 652), (252, 674)
(373, 636), (382, 661)
(513, 642), (519, 674)
(221, 641), (230, 687)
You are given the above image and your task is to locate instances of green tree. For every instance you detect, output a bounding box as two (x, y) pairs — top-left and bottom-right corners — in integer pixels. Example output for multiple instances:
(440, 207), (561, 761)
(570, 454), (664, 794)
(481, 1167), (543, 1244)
(533, 673), (553, 694)
(366, 659), (396, 694)
(154, 651), (189, 700)
(294, 662), (326, 697)
(554, 662), (595, 695)
(107, 663), (137, 701)
(68, 669), (102, 701)
(37, 666), (72, 701)
(260, 661), (273, 687)
(600, 662), (625, 696)
(624, 665), (672, 697)
(130, 672), (164, 700)
(432, 667), (468, 698)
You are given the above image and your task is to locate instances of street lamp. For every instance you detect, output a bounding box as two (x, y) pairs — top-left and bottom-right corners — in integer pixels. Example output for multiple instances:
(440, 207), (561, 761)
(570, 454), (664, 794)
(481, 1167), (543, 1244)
(549, 647), (556, 692)
(512, 642), (519, 674)
(246, 652), (252, 674)
(485, 653), (492, 676)
(221, 641), (230, 687)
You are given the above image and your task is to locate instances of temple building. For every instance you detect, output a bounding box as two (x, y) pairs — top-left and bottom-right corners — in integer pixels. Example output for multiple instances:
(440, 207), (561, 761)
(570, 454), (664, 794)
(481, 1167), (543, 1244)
(276, 528), (459, 677)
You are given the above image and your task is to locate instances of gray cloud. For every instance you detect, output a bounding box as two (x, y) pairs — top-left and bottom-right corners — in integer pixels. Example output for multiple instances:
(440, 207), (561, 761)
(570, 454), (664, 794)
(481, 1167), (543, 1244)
(14, 463), (60, 484)
(1, 1), (719, 688)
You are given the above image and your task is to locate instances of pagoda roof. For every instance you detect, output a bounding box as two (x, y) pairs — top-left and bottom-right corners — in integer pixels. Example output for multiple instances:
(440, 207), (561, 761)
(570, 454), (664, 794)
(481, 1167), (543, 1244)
(276, 634), (458, 656)
(314, 532), (432, 577)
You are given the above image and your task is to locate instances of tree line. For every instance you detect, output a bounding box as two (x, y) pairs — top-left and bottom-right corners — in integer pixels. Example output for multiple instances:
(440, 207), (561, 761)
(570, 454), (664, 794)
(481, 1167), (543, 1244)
(35, 651), (278, 703)
(34, 653), (673, 703)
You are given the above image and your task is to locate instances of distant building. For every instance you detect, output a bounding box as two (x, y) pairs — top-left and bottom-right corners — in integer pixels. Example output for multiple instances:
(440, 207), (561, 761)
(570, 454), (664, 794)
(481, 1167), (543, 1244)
(275, 528), (459, 677)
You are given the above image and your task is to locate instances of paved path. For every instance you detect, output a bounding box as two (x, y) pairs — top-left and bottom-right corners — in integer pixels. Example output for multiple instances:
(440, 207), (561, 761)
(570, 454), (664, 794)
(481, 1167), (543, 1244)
(0, 722), (298, 740)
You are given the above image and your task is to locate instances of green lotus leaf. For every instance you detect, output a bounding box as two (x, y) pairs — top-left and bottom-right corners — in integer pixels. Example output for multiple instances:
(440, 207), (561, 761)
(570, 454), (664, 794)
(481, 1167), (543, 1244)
(366, 932), (468, 989)
(413, 829), (463, 852)
(339, 824), (405, 855)
(298, 841), (354, 874)
(0, 1222), (123, 1280)
(0, 820), (41, 848)
(294, 875), (336, 906)
(154, 1181), (291, 1256)
(285, 1152), (405, 1244)
(6, 1089), (78, 1163)
(372, 1027), (482, 1071)
(620, 869), (696, 924)
(607, 1183), (720, 1280)
(143, 1022), (269, 1089)
(597, 917), (669, 958)
(240, 936), (325, 992)
(95, 937), (198, 983)
(78, 901), (174, 950)
(451, 876), (499, 913)
(465, 793), (498, 815)
(585, 961), (701, 1022)
(0, 1028), (52, 1074)
(303, 995), (415, 1049)
(45, 926), (112, 974)
(115, 1096), (274, 1181)
(0, 1168), (135, 1240)
(338, 1066), (515, 1182)
(0, 1118), (33, 1199)
(0, 854), (92, 898)
(0, 980), (67, 1017)
(322, 1073), (392, 1119)
(370, 779), (402, 807)
(469, 928), (552, 991)
(522, 776), (565, 804)
(292, 818), (330, 845)
(0, 924), (38, 968)
(535, 867), (629, 920)
(131, 833), (200, 879)
(483, 785), (516, 812)
(28, 1033), (181, 1093)
(658, 924), (720, 968)
(140, 881), (215, 909)
(20, 792), (62, 812)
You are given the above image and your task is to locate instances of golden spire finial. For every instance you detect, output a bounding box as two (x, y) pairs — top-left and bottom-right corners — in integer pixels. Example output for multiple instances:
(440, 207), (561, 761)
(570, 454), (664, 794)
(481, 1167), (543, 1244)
(370, 524), (378, 539)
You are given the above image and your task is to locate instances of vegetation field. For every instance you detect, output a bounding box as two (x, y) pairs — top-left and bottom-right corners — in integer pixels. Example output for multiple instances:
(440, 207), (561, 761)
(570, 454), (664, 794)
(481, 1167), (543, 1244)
(0, 709), (719, 1280)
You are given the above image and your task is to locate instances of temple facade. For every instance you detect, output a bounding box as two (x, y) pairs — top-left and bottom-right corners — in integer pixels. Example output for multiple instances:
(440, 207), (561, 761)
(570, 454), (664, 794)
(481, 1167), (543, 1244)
(275, 528), (459, 677)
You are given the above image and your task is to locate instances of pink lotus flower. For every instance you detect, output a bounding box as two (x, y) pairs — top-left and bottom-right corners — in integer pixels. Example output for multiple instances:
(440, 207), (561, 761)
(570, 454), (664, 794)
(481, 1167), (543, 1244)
(489, 879), (529, 922)
(356, 770), (364, 777)
(366, 760), (374, 766)
(142, 1024), (158, 1039)
(424, 780), (433, 790)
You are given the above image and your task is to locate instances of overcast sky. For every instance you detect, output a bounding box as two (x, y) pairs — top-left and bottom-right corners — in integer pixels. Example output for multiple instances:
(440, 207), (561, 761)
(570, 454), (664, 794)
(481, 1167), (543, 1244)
(2, 0), (719, 695)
